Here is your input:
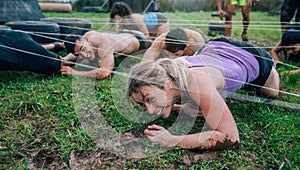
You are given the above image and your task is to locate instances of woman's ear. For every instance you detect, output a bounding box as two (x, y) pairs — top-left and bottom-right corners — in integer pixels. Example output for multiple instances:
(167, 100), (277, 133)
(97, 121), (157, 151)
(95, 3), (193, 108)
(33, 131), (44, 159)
(165, 77), (173, 90)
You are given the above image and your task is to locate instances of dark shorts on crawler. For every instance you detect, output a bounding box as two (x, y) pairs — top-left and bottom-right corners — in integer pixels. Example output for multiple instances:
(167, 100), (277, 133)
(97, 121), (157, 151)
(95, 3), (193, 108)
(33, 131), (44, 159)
(209, 37), (274, 90)
(118, 30), (151, 50)
(156, 13), (168, 26)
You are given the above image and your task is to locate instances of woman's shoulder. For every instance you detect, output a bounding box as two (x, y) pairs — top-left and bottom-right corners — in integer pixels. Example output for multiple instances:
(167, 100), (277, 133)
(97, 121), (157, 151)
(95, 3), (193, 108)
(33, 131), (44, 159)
(187, 67), (225, 92)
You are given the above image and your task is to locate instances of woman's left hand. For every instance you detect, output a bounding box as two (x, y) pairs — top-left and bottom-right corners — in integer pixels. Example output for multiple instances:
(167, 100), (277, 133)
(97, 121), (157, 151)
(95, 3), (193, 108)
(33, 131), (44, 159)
(144, 124), (181, 147)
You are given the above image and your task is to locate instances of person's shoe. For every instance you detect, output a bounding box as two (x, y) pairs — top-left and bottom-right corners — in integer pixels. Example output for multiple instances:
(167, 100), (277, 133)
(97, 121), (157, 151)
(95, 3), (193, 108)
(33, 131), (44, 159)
(241, 32), (248, 41)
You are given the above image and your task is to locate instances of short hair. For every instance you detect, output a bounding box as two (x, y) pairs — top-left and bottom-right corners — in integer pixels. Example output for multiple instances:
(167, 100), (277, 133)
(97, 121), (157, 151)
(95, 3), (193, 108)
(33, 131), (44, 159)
(282, 23), (300, 46)
(110, 2), (132, 23)
(65, 34), (82, 54)
(165, 28), (188, 53)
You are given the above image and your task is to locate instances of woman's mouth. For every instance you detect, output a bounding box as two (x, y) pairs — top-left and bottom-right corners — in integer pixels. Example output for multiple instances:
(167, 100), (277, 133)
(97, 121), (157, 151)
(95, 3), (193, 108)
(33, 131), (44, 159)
(156, 107), (165, 116)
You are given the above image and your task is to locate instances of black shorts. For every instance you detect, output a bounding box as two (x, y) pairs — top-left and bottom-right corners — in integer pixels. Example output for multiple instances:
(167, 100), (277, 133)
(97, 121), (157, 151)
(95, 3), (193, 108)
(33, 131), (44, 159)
(156, 13), (168, 26)
(118, 30), (151, 50)
(209, 37), (274, 90)
(287, 53), (300, 63)
(0, 30), (61, 75)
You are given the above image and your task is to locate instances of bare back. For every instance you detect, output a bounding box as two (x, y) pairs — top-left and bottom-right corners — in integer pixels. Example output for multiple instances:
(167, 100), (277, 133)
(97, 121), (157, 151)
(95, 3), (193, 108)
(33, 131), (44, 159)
(85, 31), (140, 59)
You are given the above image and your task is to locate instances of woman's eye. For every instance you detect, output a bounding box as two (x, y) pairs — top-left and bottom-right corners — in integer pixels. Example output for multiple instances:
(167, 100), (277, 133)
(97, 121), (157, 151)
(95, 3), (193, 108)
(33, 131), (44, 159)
(148, 97), (155, 103)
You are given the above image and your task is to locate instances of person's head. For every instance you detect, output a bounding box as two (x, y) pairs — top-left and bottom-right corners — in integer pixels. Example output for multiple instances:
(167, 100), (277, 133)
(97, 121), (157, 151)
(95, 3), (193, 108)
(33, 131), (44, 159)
(65, 34), (95, 60)
(110, 2), (132, 23)
(165, 28), (188, 56)
(126, 58), (188, 118)
(282, 24), (300, 55)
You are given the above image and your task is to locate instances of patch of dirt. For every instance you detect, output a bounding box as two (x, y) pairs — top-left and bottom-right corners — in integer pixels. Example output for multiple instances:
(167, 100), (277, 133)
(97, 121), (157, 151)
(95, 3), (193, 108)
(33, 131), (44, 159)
(26, 148), (138, 169)
(27, 149), (66, 170)
(182, 151), (220, 166)
(68, 150), (128, 169)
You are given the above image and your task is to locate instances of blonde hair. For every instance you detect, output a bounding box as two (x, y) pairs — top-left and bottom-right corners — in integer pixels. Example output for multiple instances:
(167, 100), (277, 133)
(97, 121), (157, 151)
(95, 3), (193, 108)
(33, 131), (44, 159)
(126, 57), (189, 98)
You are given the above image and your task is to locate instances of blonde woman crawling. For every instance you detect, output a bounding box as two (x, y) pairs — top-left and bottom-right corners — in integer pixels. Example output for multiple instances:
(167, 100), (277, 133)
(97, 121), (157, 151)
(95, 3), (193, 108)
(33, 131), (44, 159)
(126, 37), (279, 150)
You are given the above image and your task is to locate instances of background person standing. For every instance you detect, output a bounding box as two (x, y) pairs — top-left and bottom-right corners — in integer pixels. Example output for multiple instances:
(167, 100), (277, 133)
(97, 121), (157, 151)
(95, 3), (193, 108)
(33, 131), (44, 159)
(216, 0), (260, 41)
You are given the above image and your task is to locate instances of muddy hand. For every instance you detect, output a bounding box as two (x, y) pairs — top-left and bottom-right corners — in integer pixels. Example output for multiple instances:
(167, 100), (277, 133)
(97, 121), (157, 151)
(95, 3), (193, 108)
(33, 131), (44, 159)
(144, 125), (177, 147)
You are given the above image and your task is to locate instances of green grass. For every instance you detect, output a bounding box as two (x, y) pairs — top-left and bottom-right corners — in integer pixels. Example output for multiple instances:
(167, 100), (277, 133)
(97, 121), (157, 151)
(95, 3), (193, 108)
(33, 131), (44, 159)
(0, 11), (299, 169)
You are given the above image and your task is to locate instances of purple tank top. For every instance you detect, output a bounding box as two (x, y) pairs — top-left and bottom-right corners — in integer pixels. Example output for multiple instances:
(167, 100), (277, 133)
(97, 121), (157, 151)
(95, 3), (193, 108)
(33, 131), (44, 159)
(184, 41), (259, 98)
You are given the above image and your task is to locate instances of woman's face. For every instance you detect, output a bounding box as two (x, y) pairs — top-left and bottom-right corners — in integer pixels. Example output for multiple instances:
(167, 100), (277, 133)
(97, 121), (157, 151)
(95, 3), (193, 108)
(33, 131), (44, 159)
(114, 15), (123, 25)
(285, 43), (300, 55)
(131, 85), (174, 118)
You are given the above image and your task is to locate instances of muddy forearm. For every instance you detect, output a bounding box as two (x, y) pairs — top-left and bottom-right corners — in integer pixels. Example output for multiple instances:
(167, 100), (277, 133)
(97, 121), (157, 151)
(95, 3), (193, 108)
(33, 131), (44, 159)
(175, 130), (240, 150)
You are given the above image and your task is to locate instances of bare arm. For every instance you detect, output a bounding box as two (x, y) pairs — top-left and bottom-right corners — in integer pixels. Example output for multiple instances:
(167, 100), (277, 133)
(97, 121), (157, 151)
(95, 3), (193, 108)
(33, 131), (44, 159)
(133, 15), (150, 39)
(61, 46), (114, 80)
(144, 68), (240, 150)
(216, 0), (224, 20)
(142, 35), (165, 61)
(175, 93), (239, 150)
(270, 40), (283, 65)
(96, 46), (115, 80)
(61, 53), (78, 66)
(289, 69), (300, 74)
(282, 68), (300, 75)
(175, 70), (239, 150)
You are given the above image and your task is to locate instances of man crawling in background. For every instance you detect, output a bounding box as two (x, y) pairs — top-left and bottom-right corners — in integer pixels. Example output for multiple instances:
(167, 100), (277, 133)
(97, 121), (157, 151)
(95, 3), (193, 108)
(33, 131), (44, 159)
(142, 28), (206, 61)
(62, 30), (151, 80)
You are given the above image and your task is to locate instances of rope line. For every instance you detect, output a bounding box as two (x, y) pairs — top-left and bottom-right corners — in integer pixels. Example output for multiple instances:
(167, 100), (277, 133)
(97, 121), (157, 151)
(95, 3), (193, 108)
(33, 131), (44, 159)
(25, 31), (300, 71)
(0, 35), (299, 100)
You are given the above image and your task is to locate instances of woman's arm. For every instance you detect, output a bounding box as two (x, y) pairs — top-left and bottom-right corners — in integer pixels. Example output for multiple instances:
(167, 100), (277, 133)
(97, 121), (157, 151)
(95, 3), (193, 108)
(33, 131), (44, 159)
(270, 40), (283, 65)
(142, 34), (165, 61)
(145, 68), (240, 150)
(132, 14), (150, 39)
(177, 68), (240, 149)
(174, 92), (240, 150)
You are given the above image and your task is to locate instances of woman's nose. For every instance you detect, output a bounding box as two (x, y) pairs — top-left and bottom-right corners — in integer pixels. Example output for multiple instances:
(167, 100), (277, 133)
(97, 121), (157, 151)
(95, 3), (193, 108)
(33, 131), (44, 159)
(144, 103), (155, 115)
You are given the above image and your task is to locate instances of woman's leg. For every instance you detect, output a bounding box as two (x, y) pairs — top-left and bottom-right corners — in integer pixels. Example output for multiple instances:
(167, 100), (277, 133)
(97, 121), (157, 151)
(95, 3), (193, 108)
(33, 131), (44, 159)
(257, 67), (280, 98)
